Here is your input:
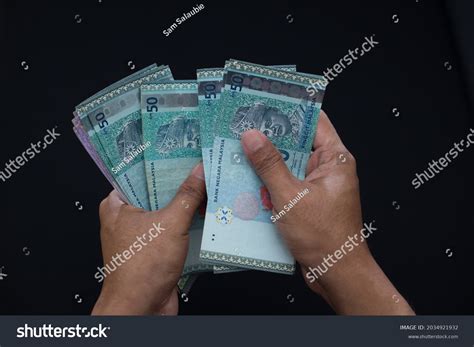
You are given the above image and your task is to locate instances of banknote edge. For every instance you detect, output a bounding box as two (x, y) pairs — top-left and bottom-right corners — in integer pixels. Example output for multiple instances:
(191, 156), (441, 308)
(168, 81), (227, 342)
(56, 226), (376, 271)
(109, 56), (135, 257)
(76, 64), (159, 108)
(213, 265), (245, 274)
(141, 80), (197, 91)
(197, 68), (224, 79)
(200, 250), (295, 274)
(182, 263), (213, 276)
(76, 66), (172, 114)
(226, 59), (326, 89)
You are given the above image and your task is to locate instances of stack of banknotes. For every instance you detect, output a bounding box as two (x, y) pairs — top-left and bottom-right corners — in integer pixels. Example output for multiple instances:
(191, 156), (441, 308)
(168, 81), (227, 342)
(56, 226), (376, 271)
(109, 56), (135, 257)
(73, 60), (326, 293)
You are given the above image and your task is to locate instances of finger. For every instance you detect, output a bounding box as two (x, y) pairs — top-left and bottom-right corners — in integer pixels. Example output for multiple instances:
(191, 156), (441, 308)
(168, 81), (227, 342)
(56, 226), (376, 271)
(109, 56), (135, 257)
(99, 190), (125, 223)
(166, 162), (206, 222)
(241, 129), (296, 194)
(306, 110), (350, 176)
(313, 110), (346, 152)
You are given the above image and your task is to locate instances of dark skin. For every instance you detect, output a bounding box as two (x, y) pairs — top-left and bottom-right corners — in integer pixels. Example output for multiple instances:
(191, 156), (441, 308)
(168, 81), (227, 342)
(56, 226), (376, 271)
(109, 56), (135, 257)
(93, 110), (414, 316)
(92, 164), (206, 315)
(241, 111), (414, 315)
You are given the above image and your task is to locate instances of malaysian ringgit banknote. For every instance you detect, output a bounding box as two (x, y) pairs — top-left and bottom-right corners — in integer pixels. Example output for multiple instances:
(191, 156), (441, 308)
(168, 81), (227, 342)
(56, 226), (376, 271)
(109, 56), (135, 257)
(197, 65), (297, 194)
(73, 69), (198, 292)
(72, 116), (127, 200)
(74, 113), (195, 291)
(200, 60), (326, 274)
(75, 65), (163, 204)
(75, 65), (173, 210)
(197, 65), (297, 274)
(141, 81), (212, 275)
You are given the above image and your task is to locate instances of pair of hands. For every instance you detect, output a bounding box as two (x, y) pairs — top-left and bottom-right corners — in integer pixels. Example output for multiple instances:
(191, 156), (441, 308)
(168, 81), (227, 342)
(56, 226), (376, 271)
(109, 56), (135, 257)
(92, 111), (414, 316)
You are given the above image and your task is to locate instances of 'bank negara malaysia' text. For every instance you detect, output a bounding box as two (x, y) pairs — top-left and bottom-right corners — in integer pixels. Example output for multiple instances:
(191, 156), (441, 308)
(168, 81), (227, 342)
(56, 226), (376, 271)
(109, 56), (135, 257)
(163, 4), (205, 37)
(213, 138), (225, 203)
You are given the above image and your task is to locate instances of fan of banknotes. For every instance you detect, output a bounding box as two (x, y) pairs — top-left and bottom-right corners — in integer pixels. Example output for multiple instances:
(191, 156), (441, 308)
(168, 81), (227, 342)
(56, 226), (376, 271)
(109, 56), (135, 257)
(73, 60), (326, 293)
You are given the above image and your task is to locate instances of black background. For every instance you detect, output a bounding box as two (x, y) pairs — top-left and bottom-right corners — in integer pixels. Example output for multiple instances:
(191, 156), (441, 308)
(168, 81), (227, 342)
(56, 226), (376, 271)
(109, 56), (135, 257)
(0, 0), (473, 315)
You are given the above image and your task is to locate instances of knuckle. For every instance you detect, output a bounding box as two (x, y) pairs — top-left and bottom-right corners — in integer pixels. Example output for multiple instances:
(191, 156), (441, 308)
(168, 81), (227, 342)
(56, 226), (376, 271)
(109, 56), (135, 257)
(346, 152), (356, 166)
(315, 148), (335, 166)
(99, 197), (109, 216)
(253, 146), (283, 177)
(334, 150), (356, 169)
(178, 179), (205, 203)
(345, 152), (358, 175)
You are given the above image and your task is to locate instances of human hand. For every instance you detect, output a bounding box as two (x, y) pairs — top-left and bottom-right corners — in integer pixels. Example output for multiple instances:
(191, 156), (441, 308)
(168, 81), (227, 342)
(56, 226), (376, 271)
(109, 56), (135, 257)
(92, 163), (206, 316)
(241, 110), (414, 315)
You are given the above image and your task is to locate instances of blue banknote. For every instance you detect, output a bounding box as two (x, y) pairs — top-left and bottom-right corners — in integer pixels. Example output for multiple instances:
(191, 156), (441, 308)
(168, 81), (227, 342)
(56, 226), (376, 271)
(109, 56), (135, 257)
(197, 65), (297, 274)
(141, 81), (212, 275)
(200, 60), (326, 274)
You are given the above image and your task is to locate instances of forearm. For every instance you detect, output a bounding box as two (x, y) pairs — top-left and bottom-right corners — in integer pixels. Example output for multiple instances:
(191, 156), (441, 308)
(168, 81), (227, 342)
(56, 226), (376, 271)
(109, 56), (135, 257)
(92, 290), (153, 316)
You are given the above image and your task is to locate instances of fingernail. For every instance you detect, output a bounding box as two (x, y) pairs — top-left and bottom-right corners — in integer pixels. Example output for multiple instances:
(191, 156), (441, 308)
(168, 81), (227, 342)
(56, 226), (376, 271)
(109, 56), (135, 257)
(191, 162), (205, 180)
(241, 130), (266, 154)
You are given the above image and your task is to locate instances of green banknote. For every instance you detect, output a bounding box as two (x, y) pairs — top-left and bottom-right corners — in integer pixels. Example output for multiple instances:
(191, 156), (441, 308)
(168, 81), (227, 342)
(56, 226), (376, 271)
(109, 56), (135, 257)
(197, 65), (296, 193)
(141, 81), (212, 275)
(74, 65), (167, 205)
(197, 65), (297, 274)
(75, 66), (162, 204)
(72, 115), (128, 200)
(196, 68), (225, 195)
(76, 65), (173, 210)
(200, 60), (326, 274)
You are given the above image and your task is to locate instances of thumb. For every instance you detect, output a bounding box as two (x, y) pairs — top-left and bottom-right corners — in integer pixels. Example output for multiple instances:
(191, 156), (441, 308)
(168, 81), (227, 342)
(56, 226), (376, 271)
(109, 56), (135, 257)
(165, 162), (206, 223)
(241, 130), (296, 195)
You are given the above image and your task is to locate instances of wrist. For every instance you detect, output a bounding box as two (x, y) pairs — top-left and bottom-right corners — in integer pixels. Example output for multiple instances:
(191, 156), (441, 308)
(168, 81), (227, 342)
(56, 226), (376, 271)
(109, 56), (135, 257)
(307, 250), (414, 315)
(302, 221), (371, 289)
(304, 246), (373, 291)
